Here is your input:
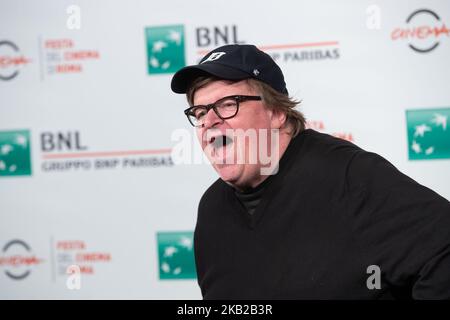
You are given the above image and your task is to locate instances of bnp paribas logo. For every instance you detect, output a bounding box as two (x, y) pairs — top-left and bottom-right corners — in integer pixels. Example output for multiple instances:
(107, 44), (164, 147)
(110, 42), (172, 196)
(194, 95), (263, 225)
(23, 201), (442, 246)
(406, 107), (450, 160)
(145, 25), (185, 74)
(0, 130), (32, 177)
(157, 231), (196, 280)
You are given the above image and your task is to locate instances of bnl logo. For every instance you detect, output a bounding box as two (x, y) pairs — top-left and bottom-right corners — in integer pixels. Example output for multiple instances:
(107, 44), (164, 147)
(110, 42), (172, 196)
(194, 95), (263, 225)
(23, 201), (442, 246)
(145, 25), (186, 74)
(157, 231), (196, 280)
(0, 130), (32, 177)
(406, 107), (450, 160)
(145, 24), (244, 74)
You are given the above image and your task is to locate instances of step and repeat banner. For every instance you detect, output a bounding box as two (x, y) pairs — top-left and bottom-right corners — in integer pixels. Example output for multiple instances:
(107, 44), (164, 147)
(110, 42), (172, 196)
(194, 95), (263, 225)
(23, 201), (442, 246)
(1, 0), (449, 299)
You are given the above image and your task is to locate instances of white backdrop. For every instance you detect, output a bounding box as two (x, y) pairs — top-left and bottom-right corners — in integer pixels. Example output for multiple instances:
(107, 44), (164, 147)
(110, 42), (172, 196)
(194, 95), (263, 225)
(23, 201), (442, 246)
(1, 0), (449, 299)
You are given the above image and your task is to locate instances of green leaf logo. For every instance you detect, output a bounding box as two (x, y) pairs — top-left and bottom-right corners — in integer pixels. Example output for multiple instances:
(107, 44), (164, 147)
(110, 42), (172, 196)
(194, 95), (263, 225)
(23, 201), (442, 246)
(0, 130), (32, 177)
(145, 25), (186, 75)
(406, 107), (450, 160)
(157, 231), (196, 280)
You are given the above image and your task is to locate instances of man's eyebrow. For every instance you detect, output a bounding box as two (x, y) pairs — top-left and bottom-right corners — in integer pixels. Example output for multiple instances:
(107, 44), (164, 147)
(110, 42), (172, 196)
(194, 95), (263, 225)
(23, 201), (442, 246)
(195, 95), (241, 105)
(192, 96), (224, 107)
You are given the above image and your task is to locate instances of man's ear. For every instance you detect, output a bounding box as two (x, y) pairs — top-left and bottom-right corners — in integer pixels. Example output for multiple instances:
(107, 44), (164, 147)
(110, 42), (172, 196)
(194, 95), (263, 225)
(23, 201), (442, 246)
(270, 108), (287, 129)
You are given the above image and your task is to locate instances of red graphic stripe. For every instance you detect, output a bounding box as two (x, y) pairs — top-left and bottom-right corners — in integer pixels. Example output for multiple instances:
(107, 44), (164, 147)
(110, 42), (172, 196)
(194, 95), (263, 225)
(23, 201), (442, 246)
(42, 148), (172, 159)
(197, 41), (339, 55)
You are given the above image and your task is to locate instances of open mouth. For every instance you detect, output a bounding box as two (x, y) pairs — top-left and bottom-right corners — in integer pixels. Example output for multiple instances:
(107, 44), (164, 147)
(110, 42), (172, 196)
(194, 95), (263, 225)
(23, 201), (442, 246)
(210, 135), (233, 149)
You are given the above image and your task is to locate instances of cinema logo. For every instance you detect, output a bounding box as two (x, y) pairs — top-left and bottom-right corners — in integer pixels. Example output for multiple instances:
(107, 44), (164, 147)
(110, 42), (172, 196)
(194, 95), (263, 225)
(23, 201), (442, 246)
(40, 38), (100, 77)
(40, 130), (173, 172)
(0, 240), (44, 280)
(54, 240), (111, 277)
(391, 9), (449, 53)
(0, 41), (31, 81)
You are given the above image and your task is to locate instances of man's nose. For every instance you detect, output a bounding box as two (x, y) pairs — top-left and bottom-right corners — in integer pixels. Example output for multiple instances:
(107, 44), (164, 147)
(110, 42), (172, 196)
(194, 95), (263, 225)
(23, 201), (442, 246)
(202, 108), (223, 129)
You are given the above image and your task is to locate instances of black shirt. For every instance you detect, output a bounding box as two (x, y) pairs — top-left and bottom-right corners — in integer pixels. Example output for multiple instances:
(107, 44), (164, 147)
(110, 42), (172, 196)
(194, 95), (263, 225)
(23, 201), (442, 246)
(234, 175), (272, 215)
(194, 129), (450, 299)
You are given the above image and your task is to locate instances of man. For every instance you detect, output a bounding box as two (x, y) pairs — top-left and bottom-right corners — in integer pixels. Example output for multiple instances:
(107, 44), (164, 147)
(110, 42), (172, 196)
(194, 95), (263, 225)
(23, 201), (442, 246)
(170, 44), (450, 299)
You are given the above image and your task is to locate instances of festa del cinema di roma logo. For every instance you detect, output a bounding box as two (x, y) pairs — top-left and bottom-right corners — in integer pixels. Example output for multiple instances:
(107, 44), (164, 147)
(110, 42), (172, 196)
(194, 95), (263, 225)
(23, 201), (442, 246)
(391, 8), (449, 53)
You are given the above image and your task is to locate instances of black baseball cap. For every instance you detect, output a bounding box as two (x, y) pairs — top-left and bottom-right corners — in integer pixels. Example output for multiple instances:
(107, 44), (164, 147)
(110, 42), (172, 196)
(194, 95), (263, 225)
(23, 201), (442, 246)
(170, 44), (288, 95)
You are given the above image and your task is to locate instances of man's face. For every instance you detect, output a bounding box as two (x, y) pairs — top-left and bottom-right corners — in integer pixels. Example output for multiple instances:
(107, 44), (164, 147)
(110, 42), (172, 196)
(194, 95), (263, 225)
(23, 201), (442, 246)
(193, 80), (278, 189)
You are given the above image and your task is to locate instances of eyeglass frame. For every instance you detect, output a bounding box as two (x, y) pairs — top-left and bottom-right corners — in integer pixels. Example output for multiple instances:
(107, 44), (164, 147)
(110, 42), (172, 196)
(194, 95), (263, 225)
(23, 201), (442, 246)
(184, 95), (262, 127)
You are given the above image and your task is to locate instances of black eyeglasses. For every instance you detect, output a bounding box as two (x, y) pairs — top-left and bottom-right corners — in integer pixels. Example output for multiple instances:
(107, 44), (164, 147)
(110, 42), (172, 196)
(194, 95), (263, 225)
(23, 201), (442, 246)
(184, 95), (262, 127)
